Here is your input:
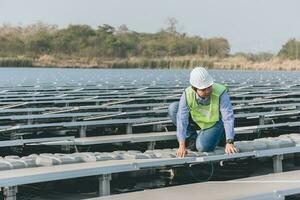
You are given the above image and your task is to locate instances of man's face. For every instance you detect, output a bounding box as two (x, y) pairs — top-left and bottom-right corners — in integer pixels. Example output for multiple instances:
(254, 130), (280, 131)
(195, 86), (212, 99)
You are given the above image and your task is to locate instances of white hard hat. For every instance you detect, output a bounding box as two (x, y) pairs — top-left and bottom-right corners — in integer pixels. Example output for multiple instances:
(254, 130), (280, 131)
(189, 67), (214, 89)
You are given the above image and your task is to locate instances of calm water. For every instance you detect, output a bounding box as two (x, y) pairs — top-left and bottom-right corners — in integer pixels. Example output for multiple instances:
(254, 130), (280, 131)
(0, 67), (299, 87)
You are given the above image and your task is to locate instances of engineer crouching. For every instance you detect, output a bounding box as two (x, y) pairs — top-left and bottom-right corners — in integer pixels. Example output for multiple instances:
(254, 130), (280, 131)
(168, 67), (238, 157)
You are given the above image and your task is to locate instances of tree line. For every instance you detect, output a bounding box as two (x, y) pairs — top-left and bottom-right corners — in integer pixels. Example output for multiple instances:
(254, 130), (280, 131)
(1, 22), (300, 64)
(0, 23), (230, 59)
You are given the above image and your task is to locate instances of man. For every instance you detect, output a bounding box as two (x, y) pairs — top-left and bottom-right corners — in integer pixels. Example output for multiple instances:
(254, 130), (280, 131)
(168, 67), (238, 157)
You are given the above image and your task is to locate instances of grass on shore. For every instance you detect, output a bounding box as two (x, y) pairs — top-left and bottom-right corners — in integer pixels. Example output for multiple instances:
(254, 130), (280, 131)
(1, 55), (300, 71)
(0, 57), (33, 67)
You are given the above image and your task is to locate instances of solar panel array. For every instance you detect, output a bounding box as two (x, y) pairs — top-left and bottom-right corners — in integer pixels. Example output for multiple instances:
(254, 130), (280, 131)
(0, 68), (300, 199)
(0, 70), (299, 143)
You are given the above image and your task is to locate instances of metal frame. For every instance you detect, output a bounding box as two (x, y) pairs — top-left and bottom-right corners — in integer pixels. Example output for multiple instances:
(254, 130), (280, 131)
(0, 146), (300, 198)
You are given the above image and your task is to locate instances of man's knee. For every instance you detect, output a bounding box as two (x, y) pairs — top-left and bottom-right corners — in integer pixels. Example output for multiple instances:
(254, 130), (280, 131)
(196, 135), (218, 152)
(196, 142), (215, 152)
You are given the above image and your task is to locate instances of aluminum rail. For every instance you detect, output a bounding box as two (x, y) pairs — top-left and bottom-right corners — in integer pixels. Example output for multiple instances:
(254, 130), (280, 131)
(27, 120), (300, 146)
(0, 136), (75, 147)
(1, 146), (300, 199)
(33, 131), (177, 146)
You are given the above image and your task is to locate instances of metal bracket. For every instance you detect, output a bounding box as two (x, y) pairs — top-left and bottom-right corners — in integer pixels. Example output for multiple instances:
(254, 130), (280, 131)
(98, 174), (112, 197)
(148, 141), (156, 150)
(126, 123), (133, 134)
(259, 115), (265, 125)
(153, 124), (164, 132)
(2, 186), (18, 200)
(79, 126), (87, 137)
(27, 118), (33, 125)
(273, 154), (283, 173)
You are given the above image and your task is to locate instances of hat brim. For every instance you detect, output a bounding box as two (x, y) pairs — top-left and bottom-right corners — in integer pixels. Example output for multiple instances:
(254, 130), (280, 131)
(194, 81), (214, 90)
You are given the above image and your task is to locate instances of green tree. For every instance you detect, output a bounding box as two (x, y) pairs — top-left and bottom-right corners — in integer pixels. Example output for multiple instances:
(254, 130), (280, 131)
(52, 25), (95, 55)
(25, 30), (53, 55)
(0, 34), (25, 56)
(278, 39), (300, 60)
(205, 38), (230, 58)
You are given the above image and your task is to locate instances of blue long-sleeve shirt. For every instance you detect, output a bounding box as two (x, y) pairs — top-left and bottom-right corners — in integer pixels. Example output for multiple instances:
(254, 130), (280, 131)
(176, 90), (235, 142)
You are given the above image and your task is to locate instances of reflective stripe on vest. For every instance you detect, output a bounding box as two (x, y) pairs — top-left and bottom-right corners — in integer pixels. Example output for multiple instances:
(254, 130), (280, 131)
(185, 83), (227, 130)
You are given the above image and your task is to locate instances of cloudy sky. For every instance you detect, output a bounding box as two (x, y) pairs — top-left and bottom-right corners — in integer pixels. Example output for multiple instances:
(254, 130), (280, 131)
(1, 0), (300, 53)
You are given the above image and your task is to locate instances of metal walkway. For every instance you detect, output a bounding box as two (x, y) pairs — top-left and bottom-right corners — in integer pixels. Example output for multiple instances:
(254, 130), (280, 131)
(89, 170), (300, 200)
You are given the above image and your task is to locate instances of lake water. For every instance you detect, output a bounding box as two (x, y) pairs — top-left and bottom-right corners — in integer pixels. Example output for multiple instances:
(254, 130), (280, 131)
(0, 67), (299, 87)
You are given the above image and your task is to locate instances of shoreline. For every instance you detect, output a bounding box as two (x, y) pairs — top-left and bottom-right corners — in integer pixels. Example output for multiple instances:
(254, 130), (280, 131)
(1, 55), (300, 71)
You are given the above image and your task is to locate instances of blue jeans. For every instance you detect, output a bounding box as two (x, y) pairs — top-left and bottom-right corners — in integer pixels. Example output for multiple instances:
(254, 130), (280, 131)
(168, 102), (225, 152)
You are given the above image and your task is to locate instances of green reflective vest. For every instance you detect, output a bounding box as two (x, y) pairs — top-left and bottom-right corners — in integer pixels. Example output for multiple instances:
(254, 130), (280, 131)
(185, 83), (227, 130)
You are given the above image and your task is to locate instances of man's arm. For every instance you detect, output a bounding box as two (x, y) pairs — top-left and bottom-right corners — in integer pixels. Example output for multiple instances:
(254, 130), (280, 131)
(176, 92), (190, 157)
(220, 91), (238, 154)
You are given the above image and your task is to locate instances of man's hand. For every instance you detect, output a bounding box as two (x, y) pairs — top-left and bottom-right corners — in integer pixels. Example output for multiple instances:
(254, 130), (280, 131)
(225, 143), (238, 154)
(177, 141), (187, 157)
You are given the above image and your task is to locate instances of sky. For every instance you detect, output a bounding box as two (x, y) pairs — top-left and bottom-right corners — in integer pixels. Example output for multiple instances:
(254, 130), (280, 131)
(0, 0), (300, 53)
